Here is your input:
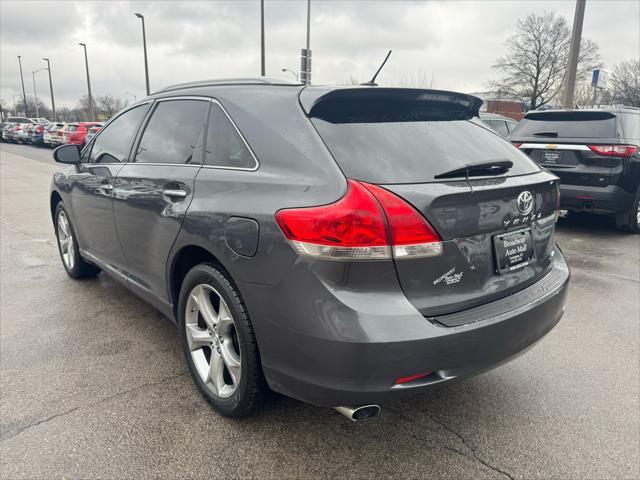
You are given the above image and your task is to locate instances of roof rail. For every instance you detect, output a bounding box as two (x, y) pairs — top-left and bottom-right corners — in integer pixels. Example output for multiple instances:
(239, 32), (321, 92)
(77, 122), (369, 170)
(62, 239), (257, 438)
(155, 77), (302, 94)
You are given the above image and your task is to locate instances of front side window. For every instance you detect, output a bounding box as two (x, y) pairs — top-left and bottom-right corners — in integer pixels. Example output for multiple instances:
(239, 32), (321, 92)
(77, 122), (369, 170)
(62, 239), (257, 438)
(88, 104), (150, 164)
(204, 104), (256, 169)
(135, 100), (209, 165)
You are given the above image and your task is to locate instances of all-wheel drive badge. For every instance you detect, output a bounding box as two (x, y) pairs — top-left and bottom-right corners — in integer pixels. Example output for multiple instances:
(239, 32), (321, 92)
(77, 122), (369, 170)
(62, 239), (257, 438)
(517, 191), (533, 215)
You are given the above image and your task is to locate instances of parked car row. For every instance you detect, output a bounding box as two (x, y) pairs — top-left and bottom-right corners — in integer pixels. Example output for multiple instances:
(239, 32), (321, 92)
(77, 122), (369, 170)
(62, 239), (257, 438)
(1, 118), (103, 148)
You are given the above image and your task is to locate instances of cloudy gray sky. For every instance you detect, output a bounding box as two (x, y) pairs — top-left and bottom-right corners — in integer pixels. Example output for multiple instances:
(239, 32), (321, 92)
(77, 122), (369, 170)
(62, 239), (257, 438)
(1, 0), (638, 109)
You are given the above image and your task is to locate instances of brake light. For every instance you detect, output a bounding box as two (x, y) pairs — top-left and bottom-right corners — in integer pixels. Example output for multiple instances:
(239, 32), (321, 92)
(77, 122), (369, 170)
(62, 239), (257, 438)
(512, 142), (522, 148)
(588, 145), (638, 157)
(275, 180), (443, 260)
(395, 372), (433, 385)
(36, 126), (43, 133)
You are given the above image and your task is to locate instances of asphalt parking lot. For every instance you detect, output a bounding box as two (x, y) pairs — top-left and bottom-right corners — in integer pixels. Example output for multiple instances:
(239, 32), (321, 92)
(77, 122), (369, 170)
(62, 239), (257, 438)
(1, 142), (638, 479)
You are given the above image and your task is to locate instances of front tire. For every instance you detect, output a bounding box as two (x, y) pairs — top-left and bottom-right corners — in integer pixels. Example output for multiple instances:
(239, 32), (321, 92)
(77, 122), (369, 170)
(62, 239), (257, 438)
(54, 203), (101, 278)
(178, 263), (267, 418)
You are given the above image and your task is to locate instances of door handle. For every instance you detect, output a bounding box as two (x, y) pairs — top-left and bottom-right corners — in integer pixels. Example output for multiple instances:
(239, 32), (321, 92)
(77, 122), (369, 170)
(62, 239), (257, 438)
(99, 184), (114, 192)
(162, 188), (188, 199)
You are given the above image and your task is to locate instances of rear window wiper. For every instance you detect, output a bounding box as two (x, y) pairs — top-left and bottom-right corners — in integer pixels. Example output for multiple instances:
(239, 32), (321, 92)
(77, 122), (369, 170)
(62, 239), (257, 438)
(532, 131), (558, 137)
(434, 160), (513, 179)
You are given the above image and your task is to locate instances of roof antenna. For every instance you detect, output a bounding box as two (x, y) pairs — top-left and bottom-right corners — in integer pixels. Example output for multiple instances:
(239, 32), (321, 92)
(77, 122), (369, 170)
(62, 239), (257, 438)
(361, 50), (392, 86)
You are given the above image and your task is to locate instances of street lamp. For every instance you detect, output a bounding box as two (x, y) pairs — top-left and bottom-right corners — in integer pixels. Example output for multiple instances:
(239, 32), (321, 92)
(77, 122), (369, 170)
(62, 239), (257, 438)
(134, 13), (151, 96)
(124, 91), (137, 102)
(32, 67), (48, 118)
(281, 68), (298, 82)
(42, 58), (56, 121)
(78, 43), (94, 121)
(17, 56), (28, 117)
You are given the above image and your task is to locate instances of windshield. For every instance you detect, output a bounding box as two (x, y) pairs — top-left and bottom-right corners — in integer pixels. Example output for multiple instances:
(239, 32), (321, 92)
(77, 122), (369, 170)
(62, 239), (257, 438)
(311, 118), (540, 184)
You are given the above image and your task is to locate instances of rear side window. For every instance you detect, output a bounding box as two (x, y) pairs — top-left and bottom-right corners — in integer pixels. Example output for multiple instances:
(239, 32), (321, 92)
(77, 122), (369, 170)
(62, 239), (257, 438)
(621, 113), (640, 141)
(311, 118), (539, 184)
(88, 104), (150, 164)
(484, 119), (509, 137)
(512, 111), (618, 139)
(135, 100), (209, 165)
(204, 104), (256, 169)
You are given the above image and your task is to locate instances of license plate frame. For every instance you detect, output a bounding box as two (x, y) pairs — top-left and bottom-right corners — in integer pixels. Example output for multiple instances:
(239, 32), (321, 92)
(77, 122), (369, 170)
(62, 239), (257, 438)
(493, 227), (535, 273)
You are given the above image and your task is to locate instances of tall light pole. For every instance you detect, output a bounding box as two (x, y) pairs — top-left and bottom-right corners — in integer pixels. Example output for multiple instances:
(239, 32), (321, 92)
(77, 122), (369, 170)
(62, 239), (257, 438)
(32, 68), (47, 118)
(134, 13), (151, 96)
(260, 0), (265, 76)
(42, 58), (56, 121)
(300, 0), (312, 84)
(78, 43), (94, 121)
(563, 0), (586, 108)
(17, 56), (28, 117)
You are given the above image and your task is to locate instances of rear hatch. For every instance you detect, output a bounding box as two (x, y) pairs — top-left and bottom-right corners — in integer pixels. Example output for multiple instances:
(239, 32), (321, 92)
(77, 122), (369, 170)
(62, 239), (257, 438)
(303, 88), (559, 321)
(510, 110), (631, 189)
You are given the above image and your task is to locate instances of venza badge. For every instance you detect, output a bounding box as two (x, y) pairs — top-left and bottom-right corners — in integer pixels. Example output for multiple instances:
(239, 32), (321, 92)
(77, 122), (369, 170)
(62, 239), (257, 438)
(517, 191), (534, 215)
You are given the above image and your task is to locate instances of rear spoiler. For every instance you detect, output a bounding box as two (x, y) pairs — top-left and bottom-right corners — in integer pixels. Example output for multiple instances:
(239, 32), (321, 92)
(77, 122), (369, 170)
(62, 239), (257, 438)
(300, 87), (482, 123)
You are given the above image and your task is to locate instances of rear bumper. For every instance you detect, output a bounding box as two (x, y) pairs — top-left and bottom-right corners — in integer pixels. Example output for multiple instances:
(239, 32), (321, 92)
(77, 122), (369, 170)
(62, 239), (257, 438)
(560, 183), (635, 213)
(248, 247), (570, 407)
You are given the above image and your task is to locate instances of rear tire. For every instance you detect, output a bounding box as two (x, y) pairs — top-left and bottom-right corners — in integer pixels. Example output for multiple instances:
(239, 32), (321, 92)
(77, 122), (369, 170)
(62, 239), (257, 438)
(54, 203), (101, 278)
(616, 189), (640, 234)
(178, 263), (267, 418)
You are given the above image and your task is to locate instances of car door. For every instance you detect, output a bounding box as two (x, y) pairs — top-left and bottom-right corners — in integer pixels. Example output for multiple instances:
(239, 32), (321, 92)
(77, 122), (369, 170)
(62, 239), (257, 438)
(67, 103), (152, 272)
(113, 97), (210, 301)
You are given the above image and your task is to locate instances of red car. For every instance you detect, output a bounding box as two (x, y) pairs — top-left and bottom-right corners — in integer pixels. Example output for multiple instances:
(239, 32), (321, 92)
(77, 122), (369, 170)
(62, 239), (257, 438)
(64, 122), (101, 146)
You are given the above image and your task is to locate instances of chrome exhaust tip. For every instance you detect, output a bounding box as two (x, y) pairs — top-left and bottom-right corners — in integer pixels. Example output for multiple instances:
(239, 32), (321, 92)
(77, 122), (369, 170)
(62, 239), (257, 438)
(334, 405), (381, 421)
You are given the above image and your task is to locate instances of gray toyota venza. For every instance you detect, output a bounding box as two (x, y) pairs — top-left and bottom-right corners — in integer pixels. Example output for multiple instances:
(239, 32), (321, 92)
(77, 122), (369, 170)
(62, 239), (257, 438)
(50, 79), (570, 420)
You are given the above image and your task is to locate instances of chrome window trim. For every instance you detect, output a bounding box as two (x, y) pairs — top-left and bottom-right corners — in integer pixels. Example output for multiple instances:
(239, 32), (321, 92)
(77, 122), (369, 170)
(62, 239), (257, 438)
(519, 143), (590, 151)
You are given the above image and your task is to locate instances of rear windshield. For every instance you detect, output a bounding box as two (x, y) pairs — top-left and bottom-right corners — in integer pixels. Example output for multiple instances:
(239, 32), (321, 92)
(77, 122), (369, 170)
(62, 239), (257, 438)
(512, 111), (618, 139)
(311, 118), (540, 184)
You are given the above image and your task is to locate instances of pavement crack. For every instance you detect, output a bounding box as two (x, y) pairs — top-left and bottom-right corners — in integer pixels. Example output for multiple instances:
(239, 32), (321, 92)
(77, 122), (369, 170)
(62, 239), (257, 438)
(387, 405), (515, 480)
(1, 371), (188, 443)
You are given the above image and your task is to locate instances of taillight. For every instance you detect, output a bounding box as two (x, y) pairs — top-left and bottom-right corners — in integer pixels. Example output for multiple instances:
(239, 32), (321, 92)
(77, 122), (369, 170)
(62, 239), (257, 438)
(588, 145), (638, 157)
(275, 180), (443, 260)
(512, 142), (522, 148)
(36, 126), (43, 133)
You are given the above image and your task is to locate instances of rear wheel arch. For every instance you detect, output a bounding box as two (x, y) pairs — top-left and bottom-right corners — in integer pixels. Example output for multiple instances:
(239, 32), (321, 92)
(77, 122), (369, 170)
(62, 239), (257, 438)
(169, 245), (236, 315)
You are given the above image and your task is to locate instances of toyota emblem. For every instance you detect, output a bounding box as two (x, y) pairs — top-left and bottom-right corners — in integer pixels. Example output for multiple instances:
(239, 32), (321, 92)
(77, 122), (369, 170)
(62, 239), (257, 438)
(517, 191), (534, 215)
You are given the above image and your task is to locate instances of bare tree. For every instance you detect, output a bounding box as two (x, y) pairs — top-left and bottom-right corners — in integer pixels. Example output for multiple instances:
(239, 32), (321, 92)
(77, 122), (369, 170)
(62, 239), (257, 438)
(489, 12), (601, 109)
(96, 94), (126, 119)
(12, 96), (51, 119)
(77, 95), (99, 121)
(610, 59), (640, 107)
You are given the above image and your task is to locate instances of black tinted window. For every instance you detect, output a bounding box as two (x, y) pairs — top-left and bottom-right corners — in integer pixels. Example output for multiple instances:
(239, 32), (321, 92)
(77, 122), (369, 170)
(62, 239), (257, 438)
(512, 111), (618, 138)
(205, 104), (256, 169)
(484, 120), (509, 137)
(88, 104), (150, 164)
(311, 118), (539, 183)
(135, 100), (209, 165)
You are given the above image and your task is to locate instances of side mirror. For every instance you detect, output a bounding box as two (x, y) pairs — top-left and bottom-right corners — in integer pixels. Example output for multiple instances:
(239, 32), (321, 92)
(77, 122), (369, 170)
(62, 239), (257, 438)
(53, 144), (81, 164)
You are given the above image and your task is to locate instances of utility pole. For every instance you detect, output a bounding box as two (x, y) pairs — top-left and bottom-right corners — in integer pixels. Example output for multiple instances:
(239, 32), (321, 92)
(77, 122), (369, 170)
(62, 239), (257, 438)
(562, 0), (586, 108)
(78, 43), (94, 121)
(17, 56), (28, 117)
(300, 0), (311, 84)
(43, 58), (56, 121)
(260, 0), (265, 76)
(134, 13), (151, 95)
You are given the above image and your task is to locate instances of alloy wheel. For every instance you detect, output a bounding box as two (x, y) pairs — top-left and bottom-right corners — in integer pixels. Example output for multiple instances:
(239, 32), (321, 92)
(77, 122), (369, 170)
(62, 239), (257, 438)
(57, 211), (75, 270)
(185, 284), (241, 398)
